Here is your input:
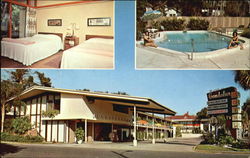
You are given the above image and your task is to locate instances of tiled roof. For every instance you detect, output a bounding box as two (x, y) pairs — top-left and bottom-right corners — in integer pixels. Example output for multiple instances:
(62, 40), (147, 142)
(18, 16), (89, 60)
(165, 112), (196, 120)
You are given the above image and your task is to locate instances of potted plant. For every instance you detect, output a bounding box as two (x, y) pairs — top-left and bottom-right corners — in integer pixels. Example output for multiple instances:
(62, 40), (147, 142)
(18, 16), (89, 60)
(75, 127), (84, 144)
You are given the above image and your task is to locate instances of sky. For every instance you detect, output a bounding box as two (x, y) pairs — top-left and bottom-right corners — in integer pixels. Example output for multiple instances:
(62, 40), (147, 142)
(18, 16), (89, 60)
(1, 2), (249, 116)
(2, 69), (249, 116)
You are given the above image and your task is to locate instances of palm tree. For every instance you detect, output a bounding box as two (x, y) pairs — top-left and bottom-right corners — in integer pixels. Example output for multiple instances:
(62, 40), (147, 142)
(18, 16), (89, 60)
(8, 69), (36, 90)
(10, 69), (29, 85)
(242, 98), (250, 141)
(234, 70), (250, 90)
(35, 71), (52, 87)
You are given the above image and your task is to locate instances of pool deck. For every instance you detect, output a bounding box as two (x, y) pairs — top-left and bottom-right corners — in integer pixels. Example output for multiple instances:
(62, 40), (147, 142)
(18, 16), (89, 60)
(136, 35), (250, 70)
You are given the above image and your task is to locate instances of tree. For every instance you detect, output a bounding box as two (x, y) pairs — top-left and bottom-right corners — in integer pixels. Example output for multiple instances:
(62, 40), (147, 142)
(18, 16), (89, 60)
(224, 0), (249, 17)
(10, 69), (29, 84)
(196, 107), (209, 120)
(12, 116), (32, 135)
(9, 69), (36, 90)
(1, 69), (52, 132)
(35, 71), (52, 87)
(1, 80), (23, 132)
(234, 70), (250, 90)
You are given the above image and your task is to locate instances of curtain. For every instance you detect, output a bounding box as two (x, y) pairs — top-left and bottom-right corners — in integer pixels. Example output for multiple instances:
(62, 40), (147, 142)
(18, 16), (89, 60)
(25, 7), (36, 37)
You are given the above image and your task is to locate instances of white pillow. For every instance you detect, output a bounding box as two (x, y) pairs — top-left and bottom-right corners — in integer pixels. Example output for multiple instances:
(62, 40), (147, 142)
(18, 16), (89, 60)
(33, 34), (61, 41)
(85, 38), (113, 45)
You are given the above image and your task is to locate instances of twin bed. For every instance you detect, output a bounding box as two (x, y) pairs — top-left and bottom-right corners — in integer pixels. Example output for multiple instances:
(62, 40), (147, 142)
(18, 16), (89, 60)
(1, 33), (114, 69)
(1, 32), (63, 66)
(60, 35), (114, 69)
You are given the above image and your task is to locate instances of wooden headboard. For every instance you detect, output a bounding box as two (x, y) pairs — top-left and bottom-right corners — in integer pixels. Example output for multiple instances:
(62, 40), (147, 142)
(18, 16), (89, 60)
(38, 32), (63, 40)
(86, 35), (113, 40)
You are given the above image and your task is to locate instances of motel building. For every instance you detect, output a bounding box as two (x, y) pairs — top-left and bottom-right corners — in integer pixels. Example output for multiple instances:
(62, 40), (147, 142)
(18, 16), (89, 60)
(8, 86), (176, 146)
(166, 112), (203, 134)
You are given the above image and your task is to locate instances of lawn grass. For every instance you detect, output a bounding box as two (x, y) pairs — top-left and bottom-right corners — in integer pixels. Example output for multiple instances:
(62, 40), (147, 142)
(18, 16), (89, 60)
(196, 145), (250, 153)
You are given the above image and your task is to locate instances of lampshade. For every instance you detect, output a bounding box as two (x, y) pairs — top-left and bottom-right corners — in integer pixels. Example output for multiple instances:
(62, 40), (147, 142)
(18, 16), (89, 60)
(75, 24), (80, 30)
(67, 26), (72, 30)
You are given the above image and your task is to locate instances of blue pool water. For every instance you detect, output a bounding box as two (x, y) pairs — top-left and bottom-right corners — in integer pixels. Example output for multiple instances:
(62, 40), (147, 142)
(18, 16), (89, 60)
(156, 32), (231, 52)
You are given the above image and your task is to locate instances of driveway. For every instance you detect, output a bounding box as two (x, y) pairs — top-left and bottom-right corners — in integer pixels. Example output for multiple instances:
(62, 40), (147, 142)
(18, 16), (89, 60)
(1, 138), (248, 158)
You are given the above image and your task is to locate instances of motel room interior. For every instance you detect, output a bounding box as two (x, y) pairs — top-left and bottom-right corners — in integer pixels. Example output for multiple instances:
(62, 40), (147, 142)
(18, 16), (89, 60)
(1, 0), (114, 69)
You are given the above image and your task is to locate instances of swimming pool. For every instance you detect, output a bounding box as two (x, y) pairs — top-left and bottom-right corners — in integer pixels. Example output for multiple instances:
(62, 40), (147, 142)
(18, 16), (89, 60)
(156, 31), (231, 52)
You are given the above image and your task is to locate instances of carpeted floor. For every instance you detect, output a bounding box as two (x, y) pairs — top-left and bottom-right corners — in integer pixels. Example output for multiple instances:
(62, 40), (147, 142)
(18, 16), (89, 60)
(1, 51), (63, 69)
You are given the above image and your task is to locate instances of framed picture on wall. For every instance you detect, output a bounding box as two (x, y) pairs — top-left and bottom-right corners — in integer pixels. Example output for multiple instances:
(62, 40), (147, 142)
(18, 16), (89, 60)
(48, 19), (62, 26)
(87, 17), (111, 26)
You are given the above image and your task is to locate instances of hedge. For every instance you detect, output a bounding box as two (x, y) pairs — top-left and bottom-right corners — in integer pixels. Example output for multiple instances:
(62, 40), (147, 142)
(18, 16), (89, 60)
(1, 132), (44, 143)
(241, 28), (250, 38)
(160, 18), (186, 31)
(187, 18), (210, 30)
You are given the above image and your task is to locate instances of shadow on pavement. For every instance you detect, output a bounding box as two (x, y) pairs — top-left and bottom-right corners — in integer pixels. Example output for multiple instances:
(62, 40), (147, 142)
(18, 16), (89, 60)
(111, 150), (133, 158)
(0, 143), (25, 156)
(164, 141), (196, 146)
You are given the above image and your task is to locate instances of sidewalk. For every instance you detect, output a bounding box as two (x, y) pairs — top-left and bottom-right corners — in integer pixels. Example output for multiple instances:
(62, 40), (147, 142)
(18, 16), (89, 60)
(7, 138), (202, 152)
(136, 37), (250, 70)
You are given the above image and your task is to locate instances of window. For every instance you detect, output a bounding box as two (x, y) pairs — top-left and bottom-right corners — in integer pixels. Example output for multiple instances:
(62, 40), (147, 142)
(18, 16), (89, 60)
(1, 0), (37, 38)
(54, 95), (61, 111)
(1, 2), (9, 38)
(46, 94), (61, 112)
(11, 4), (26, 38)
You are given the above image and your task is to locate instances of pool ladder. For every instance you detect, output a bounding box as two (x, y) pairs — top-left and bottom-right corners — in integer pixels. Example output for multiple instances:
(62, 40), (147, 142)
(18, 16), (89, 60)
(189, 39), (194, 60)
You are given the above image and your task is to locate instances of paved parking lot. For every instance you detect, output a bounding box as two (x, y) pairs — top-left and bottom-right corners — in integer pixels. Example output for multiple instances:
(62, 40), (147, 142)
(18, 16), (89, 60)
(1, 138), (248, 158)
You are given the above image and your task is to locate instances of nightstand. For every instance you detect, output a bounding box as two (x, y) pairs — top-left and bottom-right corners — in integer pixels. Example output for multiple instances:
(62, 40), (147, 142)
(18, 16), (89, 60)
(64, 36), (79, 50)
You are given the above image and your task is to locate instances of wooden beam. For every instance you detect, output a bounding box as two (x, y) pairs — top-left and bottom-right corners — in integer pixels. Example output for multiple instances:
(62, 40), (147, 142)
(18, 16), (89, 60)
(57, 121), (59, 142)
(8, 2), (12, 38)
(45, 121), (47, 141)
(3, 0), (36, 8)
(39, 97), (42, 134)
(51, 120), (53, 142)
(36, 1), (97, 9)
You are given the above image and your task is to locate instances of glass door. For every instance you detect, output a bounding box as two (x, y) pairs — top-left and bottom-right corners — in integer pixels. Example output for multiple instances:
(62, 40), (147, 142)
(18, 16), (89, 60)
(1, 2), (9, 38)
(11, 4), (26, 38)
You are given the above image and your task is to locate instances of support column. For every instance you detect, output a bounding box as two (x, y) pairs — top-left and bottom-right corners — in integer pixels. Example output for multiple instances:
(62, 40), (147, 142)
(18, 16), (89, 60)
(173, 126), (176, 138)
(92, 122), (94, 141)
(152, 113), (155, 144)
(146, 116), (149, 140)
(85, 119), (87, 143)
(133, 106), (137, 146)
(164, 114), (166, 139)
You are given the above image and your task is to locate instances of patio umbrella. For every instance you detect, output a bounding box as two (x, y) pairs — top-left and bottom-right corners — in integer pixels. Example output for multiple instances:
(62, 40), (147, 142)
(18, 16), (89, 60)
(141, 10), (163, 21)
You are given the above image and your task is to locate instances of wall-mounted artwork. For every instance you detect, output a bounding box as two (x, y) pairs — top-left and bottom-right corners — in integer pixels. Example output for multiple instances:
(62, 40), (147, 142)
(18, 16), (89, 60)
(87, 17), (111, 26)
(48, 19), (62, 26)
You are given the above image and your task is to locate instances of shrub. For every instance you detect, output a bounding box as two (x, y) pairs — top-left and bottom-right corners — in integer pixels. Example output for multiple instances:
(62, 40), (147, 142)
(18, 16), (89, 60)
(42, 110), (59, 118)
(201, 133), (216, 144)
(232, 140), (250, 149)
(4, 118), (14, 132)
(137, 131), (144, 140)
(1, 132), (44, 143)
(187, 18), (210, 30)
(192, 128), (202, 134)
(151, 21), (162, 31)
(218, 135), (234, 145)
(75, 128), (84, 141)
(12, 116), (32, 135)
(241, 28), (250, 38)
(160, 18), (186, 31)
(136, 21), (147, 40)
(176, 126), (182, 137)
